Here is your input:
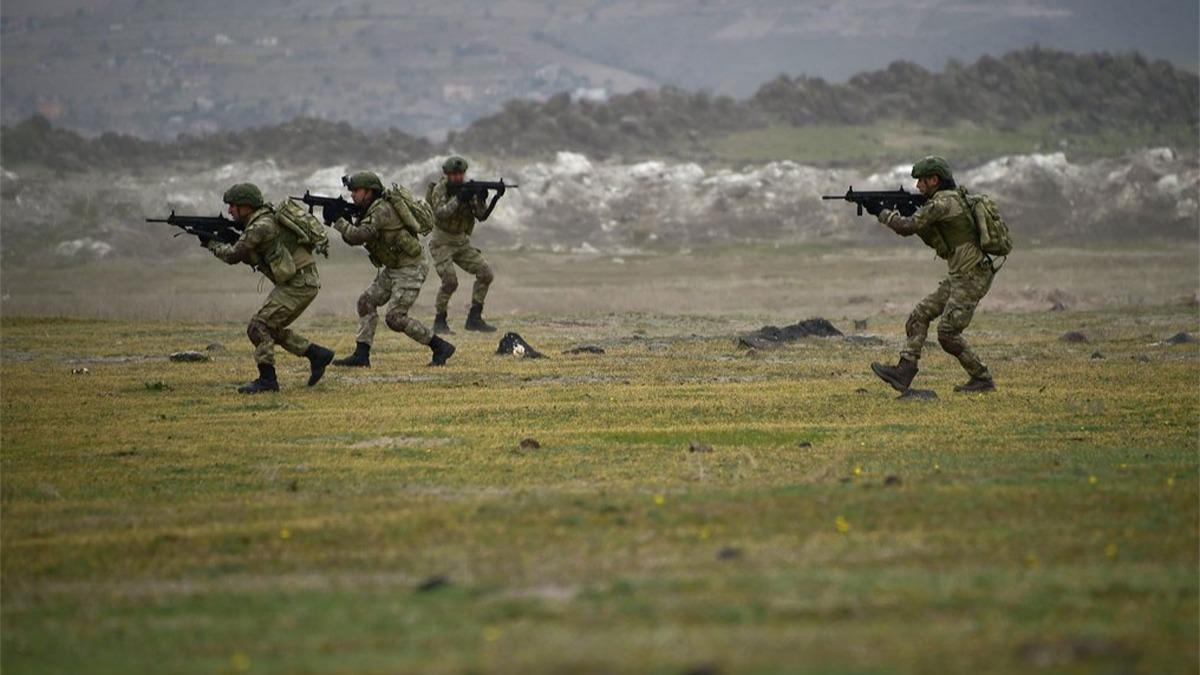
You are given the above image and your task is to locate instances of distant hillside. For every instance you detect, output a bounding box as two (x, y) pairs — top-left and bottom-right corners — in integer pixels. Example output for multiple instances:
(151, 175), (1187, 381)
(452, 48), (1198, 158)
(2, 49), (1197, 171)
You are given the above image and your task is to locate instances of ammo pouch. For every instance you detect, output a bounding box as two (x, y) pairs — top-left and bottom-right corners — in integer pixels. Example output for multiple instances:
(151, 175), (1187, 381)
(918, 227), (952, 259)
(264, 239), (297, 284)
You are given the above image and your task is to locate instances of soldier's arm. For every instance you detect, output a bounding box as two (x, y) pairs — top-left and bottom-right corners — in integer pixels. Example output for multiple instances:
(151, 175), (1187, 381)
(333, 212), (378, 246)
(878, 199), (947, 236)
(206, 220), (271, 264)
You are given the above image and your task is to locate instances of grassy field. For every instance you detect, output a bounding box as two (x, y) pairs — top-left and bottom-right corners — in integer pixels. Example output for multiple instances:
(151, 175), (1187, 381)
(704, 120), (1200, 166)
(2, 247), (1198, 674)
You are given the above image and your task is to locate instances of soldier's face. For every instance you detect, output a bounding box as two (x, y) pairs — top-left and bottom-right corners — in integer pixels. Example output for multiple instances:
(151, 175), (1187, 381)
(447, 171), (466, 184)
(228, 204), (254, 222)
(350, 188), (372, 206)
(916, 176), (939, 196)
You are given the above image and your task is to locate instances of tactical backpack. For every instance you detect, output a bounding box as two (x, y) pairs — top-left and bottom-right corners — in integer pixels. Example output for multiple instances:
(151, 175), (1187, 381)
(277, 198), (330, 257)
(959, 188), (1012, 258)
(384, 183), (435, 236)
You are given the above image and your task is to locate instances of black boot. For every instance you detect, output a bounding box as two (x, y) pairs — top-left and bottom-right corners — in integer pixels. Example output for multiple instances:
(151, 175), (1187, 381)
(332, 342), (371, 368)
(428, 335), (456, 366)
(954, 375), (996, 393)
(871, 357), (919, 392)
(237, 364), (279, 394)
(433, 312), (454, 335)
(305, 344), (335, 386)
(464, 302), (496, 332)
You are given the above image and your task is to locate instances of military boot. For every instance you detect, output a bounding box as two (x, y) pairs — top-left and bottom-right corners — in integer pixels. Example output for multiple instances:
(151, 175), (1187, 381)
(332, 342), (371, 368)
(433, 312), (454, 335)
(954, 375), (996, 393)
(428, 335), (456, 366)
(870, 357), (918, 392)
(305, 344), (335, 386)
(464, 302), (497, 332)
(237, 364), (279, 394)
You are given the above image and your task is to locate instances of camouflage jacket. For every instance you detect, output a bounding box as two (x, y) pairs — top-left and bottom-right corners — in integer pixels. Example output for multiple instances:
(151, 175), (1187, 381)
(428, 178), (488, 240)
(879, 189), (984, 276)
(333, 197), (422, 269)
(208, 206), (314, 284)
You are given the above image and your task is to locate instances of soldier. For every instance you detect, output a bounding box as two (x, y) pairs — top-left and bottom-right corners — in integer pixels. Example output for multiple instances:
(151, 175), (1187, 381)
(329, 172), (456, 368)
(868, 156), (997, 393)
(206, 183), (334, 393)
(427, 155), (499, 333)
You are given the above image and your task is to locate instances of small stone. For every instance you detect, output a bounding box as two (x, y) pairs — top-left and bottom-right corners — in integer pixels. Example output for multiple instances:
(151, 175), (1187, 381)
(689, 441), (713, 453)
(797, 441), (813, 448)
(854, 387), (869, 394)
(1050, 301), (1068, 311)
(898, 389), (937, 400)
(71, 367), (90, 375)
(169, 350), (210, 362)
(416, 575), (450, 592)
(519, 437), (541, 450)
(1164, 332), (1197, 345)
(205, 342), (225, 352)
(884, 475), (902, 487)
(563, 345), (605, 354)
(1090, 351), (1105, 359)
(716, 547), (742, 560)
(1060, 331), (1089, 343)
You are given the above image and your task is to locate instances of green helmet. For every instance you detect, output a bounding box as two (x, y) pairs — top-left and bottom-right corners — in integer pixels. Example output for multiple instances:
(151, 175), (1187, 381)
(442, 156), (468, 174)
(345, 171), (384, 192)
(911, 156), (953, 181)
(222, 183), (264, 208)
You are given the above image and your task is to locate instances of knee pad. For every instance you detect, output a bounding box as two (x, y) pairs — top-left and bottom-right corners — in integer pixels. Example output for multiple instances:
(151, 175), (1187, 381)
(440, 276), (459, 294)
(385, 311), (411, 334)
(356, 293), (376, 317)
(937, 330), (964, 355)
(247, 319), (272, 346)
(476, 266), (494, 285)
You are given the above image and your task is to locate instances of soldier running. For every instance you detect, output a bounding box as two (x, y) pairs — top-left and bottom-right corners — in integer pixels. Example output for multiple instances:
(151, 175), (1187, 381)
(206, 183), (335, 393)
(329, 171), (456, 368)
(426, 156), (500, 333)
(869, 156), (997, 393)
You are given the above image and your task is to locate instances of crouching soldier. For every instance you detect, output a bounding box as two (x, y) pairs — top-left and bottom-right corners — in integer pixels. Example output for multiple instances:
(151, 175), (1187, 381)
(869, 156), (997, 393)
(207, 183), (334, 393)
(427, 155), (498, 333)
(330, 171), (456, 368)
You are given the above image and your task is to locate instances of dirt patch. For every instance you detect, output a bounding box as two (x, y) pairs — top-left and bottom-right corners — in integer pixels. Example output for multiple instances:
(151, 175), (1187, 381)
(738, 318), (843, 349)
(346, 436), (455, 450)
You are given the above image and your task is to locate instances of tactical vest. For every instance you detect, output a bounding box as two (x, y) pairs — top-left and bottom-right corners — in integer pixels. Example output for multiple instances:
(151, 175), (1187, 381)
(918, 190), (978, 260)
(430, 179), (476, 236)
(246, 207), (314, 284)
(362, 199), (421, 269)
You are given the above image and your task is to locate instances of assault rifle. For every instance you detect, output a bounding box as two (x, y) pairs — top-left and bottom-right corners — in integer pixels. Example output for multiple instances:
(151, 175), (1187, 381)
(293, 191), (358, 226)
(822, 186), (927, 217)
(447, 179), (517, 221)
(447, 179), (517, 203)
(146, 211), (243, 245)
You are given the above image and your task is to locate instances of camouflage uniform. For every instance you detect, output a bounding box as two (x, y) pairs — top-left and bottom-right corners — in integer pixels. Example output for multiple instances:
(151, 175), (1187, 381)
(427, 177), (494, 313)
(208, 206), (320, 367)
(334, 197), (433, 347)
(879, 189), (994, 378)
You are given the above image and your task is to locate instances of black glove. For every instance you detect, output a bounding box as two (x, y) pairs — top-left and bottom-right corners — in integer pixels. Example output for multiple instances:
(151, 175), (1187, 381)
(863, 200), (883, 217)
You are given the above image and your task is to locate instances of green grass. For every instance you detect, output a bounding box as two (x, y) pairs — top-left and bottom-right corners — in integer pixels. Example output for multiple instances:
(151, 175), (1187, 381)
(2, 299), (1197, 673)
(705, 119), (1199, 166)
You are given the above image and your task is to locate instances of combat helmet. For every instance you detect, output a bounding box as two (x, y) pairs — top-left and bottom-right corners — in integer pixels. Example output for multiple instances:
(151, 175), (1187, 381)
(442, 156), (468, 174)
(344, 171), (384, 192)
(222, 183), (264, 208)
(911, 156), (953, 181)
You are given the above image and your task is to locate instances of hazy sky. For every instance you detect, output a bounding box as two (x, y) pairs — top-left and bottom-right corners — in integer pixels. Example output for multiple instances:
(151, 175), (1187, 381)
(1, 0), (1196, 137)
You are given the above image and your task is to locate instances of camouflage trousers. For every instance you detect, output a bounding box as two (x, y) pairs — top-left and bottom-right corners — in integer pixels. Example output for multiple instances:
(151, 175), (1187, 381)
(249, 265), (319, 366)
(429, 236), (493, 313)
(355, 263), (433, 346)
(902, 261), (994, 378)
